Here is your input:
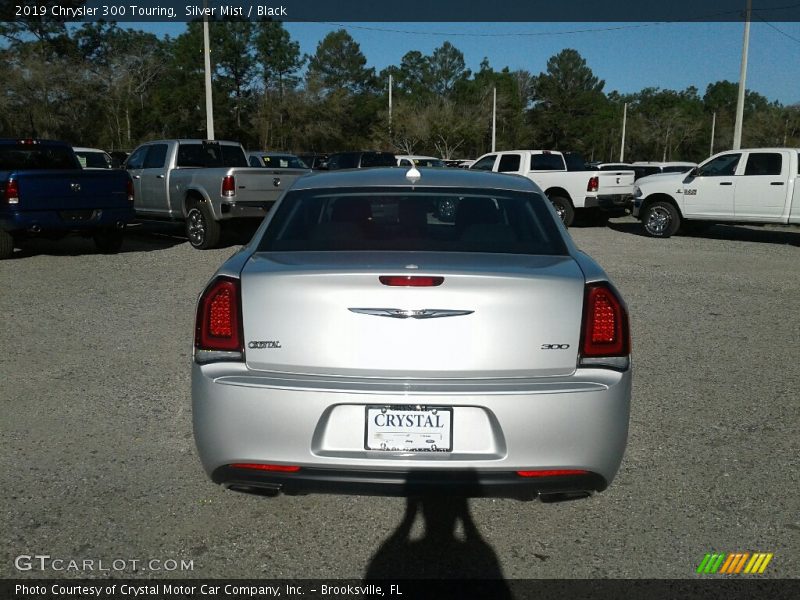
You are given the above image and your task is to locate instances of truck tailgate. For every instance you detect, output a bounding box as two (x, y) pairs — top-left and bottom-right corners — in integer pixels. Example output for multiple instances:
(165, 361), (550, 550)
(232, 167), (311, 205)
(10, 169), (132, 211)
(597, 170), (635, 196)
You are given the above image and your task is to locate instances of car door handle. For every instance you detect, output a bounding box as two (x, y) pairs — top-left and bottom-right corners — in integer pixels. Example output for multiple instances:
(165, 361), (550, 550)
(719, 182), (733, 186)
(133, 175), (141, 179)
(156, 175), (165, 179)
(770, 181), (784, 186)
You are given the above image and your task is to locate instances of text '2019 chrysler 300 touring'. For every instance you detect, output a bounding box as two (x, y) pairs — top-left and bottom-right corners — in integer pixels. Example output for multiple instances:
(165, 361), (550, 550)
(192, 167), (631, 501)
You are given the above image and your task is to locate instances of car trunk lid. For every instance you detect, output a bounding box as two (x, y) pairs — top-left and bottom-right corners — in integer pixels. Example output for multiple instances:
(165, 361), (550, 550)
(240, 252), (585, 378)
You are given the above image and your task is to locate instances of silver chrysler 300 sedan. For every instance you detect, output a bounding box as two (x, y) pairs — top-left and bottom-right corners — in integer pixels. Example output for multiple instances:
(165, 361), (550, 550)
(192, 167), (631, 501)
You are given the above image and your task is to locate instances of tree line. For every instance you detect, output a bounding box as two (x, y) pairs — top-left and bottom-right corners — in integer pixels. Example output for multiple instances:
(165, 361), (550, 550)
(1, 18), (798, 162)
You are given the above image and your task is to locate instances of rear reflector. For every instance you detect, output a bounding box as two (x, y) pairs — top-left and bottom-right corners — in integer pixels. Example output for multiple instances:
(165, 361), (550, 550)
(516, 469), (589, 478)
(230, 463), (301, 472)
(580, 283), (630, 358)
(126, 177), (134, 203)
(195, 277), (243, 352)
(587, 176), (599, 192)
(379, 276), (444, 287)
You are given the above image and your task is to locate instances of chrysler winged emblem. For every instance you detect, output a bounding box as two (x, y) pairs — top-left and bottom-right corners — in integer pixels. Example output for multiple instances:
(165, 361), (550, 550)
(348, 308), (474, 319)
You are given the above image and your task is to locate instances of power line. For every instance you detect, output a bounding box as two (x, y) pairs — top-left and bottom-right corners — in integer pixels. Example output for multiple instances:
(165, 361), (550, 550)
(754, 14), (800, 45)
(322, 22), (670, 38)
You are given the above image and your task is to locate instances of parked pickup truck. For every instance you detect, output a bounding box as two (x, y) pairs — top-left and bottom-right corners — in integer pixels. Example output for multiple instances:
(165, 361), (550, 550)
(632, 148), (800, 237)
(125, 139), (309, 249)
(0, 138), (134, 259)
(470, 150), (635, 226)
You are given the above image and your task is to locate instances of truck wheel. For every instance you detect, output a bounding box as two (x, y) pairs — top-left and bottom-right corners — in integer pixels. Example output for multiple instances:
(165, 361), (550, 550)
(548, 195), (574, 227)
(93, 227), (125, 253)
(0, 230), (14, 259)
(642, 201), (680, 238)
(186, 202), (221, 249)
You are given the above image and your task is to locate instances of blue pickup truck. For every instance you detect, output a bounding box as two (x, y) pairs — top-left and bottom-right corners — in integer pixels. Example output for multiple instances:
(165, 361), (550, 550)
(0, 139), (135, 259)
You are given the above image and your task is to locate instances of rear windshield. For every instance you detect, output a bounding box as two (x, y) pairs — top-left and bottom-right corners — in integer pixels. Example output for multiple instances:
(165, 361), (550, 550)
(176, 142), (247, 168)
(530, 154), (565, 171)
(260, 154), (308, 169)
(257, 187), (567, 256)
(360, 153), (397, 168)
(0, 144), (79, 170)
(75, 151), (112, 169)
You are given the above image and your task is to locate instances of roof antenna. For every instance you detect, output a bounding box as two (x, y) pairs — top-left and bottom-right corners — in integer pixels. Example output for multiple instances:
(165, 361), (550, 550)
(405, 166), (421, 184)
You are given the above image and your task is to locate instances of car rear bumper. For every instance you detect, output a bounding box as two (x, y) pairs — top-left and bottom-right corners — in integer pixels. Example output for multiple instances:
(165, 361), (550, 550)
(193, 363), (631, 498)
(212, 465), (607, 500)
(597, 194), (633, 213)
(1, 206), (135, 233)
(216, 201), (275, 220)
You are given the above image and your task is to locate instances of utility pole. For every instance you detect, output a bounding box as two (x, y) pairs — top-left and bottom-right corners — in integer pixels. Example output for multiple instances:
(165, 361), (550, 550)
(491, 87), (497, 152)
(710, 111), (716, 156)
(202, 0), (215, 140)
(388, 74), (393, 139)
(619, 103), (628, 162)
(733, 0), (752, 150)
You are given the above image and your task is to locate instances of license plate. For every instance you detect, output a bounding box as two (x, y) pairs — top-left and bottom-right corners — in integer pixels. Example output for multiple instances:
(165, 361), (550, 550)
(365, 406), (452, 452)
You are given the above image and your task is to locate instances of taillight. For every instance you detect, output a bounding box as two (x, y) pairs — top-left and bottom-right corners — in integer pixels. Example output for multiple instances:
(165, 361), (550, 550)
(579, 283), (630, 368)
(4, 179), (19, 205)
(221, 175), (235, 197)
(195, 276), (243, 361)
(587, 176), (599, 192)
(379, 276), (444, 287)
(126, 177), (134, 203)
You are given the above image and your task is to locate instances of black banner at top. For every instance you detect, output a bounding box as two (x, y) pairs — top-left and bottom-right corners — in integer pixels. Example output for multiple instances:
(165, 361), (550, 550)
(1, 0), (800, 22)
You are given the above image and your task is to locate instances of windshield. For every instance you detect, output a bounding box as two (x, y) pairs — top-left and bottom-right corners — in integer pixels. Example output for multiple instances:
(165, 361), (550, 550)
(257, 187), (567, 256)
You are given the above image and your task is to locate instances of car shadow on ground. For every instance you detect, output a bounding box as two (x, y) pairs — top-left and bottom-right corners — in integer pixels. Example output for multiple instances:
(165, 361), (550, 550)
(606, 220), (800, 246)
(7, 222), (186, 259)
(363, 473), (514, 595)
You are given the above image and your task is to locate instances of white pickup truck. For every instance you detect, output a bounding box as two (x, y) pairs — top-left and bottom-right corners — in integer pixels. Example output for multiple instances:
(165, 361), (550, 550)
(469, 150), (635, 226)
(126, 139), (309, 248)
(632, 148), (800, 237)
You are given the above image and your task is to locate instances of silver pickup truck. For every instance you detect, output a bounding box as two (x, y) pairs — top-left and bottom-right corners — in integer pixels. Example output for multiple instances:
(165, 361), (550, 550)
(125, 139), (309, 248)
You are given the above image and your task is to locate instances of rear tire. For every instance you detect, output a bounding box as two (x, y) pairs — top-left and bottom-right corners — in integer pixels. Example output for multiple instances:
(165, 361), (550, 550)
(548, 195), (575, 227)
(186, 201), (221, 249)
(93, 228), (124, 254)
(0, 229), (14, 259)
(642, 201), (680, 238)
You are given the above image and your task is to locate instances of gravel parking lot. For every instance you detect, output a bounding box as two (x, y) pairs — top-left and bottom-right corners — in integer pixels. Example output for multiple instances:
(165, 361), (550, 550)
(1, 217), (798, 580)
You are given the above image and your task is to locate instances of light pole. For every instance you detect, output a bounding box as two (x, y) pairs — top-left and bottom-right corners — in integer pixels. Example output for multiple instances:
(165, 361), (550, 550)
(619, 103), (627, 162)
(732, 0), (752, 150)
(388, 73), (393, 139)
(491, 87), (496, 152)
(203, 0), (215, 140)
(710, 111), (716, 156)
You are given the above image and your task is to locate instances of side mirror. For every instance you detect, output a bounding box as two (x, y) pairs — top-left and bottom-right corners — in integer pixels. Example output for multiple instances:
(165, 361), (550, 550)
(689, 167), (700, 177)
